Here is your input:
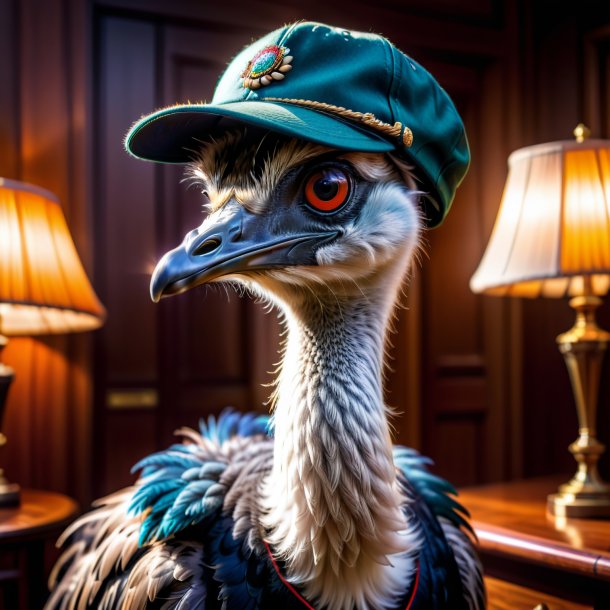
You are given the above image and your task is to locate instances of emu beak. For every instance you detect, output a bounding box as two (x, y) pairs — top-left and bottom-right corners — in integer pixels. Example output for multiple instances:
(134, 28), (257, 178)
(150, 204), (338, 301)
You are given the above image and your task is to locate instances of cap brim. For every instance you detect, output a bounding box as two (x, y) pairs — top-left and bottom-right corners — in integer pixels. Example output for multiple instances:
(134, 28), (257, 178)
(125, 100), (394, 163)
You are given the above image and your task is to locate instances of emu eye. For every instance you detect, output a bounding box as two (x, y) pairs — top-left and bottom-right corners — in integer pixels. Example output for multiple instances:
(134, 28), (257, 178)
(305, 168), (350, 213)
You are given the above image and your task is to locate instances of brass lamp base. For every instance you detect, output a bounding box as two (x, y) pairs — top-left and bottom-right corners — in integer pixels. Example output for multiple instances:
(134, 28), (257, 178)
(0, 335), (19, 507)
(548, 491), (610, 518)
(548, 291), (610, 519)
(0, 472), (20, 507)
(548, 438), (610, 517)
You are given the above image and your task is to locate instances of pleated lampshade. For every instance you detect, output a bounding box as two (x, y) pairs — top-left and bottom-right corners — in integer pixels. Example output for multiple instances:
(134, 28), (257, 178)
(470, 136), (610, 298)
(0, 178), (105, 335)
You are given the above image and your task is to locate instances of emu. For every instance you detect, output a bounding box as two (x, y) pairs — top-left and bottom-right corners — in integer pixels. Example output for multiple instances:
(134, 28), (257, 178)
(46, 22), (485, 610)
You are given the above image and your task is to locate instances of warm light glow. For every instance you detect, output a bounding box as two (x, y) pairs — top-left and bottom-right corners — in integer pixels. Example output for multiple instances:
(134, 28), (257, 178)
(0, 178), (105, 335)
(470, 139), (610, 298)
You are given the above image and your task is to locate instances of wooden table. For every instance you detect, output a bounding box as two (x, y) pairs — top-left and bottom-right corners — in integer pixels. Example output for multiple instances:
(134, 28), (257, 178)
(459, 476), (610, 609)
(0, 490), (78, 610)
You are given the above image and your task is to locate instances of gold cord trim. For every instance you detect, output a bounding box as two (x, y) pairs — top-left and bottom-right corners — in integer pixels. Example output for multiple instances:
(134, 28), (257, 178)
(265, 97), (413, 147)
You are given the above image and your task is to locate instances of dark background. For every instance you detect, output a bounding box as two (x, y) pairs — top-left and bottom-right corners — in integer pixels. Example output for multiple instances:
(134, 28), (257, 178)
(2, 0), (610, 509)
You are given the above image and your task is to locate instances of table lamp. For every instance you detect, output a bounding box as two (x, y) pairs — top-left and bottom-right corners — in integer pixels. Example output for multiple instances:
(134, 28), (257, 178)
(470, 125), (610, 518)
(0, 178), (105, 506)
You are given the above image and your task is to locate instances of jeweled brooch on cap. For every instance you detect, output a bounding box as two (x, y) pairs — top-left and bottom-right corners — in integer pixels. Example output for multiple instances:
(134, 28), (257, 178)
(241, 45), (293, 90)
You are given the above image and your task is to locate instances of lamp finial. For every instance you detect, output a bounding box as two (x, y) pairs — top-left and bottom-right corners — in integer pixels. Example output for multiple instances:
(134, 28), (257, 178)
(574, 123), (591, 143)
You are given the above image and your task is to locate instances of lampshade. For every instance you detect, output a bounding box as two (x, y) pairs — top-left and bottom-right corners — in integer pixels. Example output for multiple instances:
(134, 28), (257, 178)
(470, 137), (610, 298)
(0, 178), (105, 335)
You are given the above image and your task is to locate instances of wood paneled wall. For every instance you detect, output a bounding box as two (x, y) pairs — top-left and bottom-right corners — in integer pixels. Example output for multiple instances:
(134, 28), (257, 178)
(2, 0), (610, 506)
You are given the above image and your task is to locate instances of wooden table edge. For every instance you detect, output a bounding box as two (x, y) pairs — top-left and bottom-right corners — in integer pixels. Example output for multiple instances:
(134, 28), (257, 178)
(473, 520), (610, 582)
(0, 489), (79, 543)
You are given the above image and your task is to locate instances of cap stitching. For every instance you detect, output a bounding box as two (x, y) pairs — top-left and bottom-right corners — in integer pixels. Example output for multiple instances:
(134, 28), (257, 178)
(265, 97), (413, 147)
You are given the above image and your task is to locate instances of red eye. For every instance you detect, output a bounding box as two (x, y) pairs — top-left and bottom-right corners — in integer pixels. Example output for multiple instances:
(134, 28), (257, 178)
(305, 169), (350, 213)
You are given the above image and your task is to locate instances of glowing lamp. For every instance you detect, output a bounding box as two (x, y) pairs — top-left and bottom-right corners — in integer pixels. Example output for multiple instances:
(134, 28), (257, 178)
(471, 125), (610, 517)
(0, 178), (105, 505)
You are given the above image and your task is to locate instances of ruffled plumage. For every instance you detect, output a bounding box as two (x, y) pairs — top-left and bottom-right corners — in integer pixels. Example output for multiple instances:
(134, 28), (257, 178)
(46, 410), (483, 610)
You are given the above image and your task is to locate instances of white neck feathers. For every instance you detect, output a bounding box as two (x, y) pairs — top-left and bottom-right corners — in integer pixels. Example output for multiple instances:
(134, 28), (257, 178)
(261, 293), (420, 610)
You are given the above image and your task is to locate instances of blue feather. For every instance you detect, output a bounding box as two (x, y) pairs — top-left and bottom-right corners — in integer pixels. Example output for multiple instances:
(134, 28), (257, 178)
(186, 482), (224, 515)
(206, 516), (263, 609)
(137, 493), (178, 545)
(393, 445), (474, 537)
(128, 478), (183, 515)
(158, 479), (221, 537)
(129, 411), (275, 547)
(132, 450), (201, 475)
(198, 409), (271, 445)
(182, 461), (227, 482)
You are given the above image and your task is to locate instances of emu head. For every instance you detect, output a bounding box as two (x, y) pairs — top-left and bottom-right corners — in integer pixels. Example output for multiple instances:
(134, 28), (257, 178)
(150, 129), (423, 309)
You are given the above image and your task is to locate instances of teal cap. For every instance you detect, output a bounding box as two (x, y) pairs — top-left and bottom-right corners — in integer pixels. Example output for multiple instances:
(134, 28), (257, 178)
(125, 21), (469, 226)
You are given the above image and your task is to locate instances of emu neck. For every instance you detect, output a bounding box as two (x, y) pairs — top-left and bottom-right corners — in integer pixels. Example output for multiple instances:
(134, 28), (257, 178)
(262, 290), (416, 610)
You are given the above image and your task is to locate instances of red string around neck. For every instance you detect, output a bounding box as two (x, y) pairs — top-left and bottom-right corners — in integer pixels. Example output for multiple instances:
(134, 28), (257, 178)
(264, 541), (316, 609)
(263, 540), (420, 610)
